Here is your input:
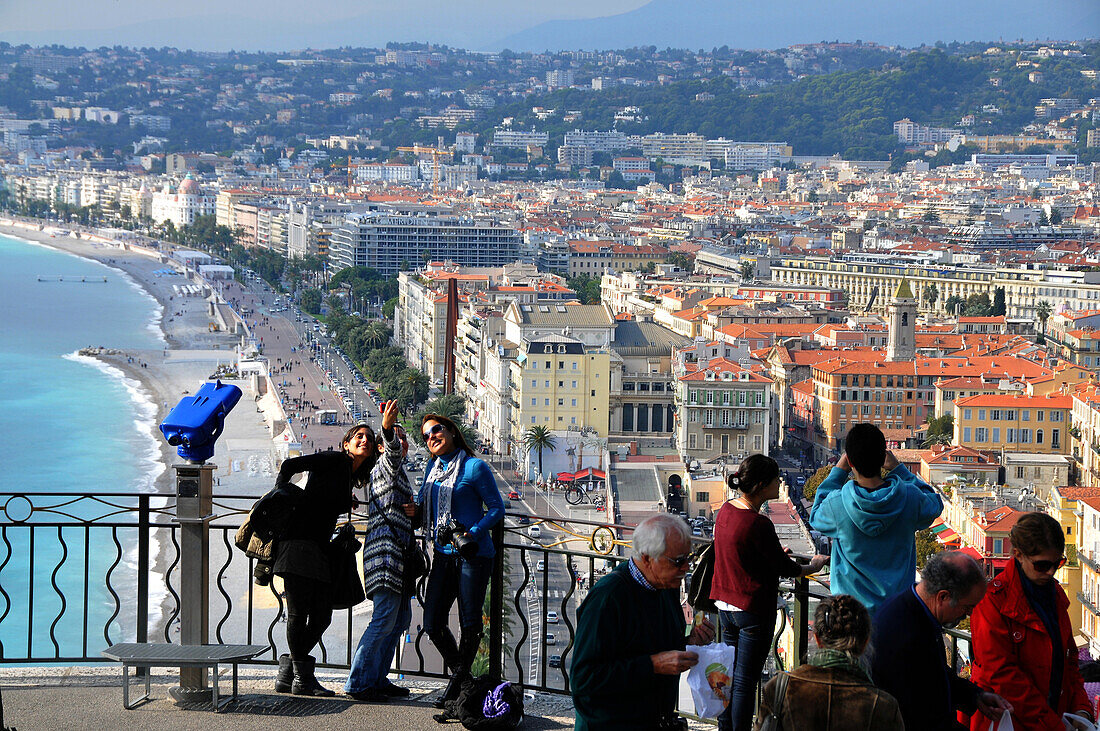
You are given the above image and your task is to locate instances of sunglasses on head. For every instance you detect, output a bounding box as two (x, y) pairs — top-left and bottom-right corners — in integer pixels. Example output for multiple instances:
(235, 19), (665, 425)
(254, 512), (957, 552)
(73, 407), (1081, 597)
(1028, 555), (1067, 573)
(423, 423), (446, 440)
(662, 553), (691, 569)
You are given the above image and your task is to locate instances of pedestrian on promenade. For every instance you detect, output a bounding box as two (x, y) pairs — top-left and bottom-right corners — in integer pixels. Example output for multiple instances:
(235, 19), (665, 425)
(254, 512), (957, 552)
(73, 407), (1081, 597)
(711, 454), (828, 731)
(871, 550), (1011, 730)
(271, 420), (377, 696)
(755, 594), (903, 730)
(964, 512), (1093, 730)
(808, 423), (941, 615)
(572, 513), (715, 731)
(345, 400), (416, 702)
(408, 413), (505, 721)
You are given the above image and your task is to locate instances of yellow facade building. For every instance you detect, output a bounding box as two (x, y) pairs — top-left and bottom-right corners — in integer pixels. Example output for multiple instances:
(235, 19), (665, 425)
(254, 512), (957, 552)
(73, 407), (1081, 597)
(953, 392), (1071, 455)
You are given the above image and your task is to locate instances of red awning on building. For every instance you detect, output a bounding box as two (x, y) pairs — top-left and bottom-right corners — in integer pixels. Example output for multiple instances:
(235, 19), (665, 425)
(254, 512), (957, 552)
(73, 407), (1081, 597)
(555, 472), (575, 482)
(958, 546), (984, 562)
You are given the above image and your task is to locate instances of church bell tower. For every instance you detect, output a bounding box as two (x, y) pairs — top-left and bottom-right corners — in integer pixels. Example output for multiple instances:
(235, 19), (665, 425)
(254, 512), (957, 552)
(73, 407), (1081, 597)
(886, 278), (916, 362)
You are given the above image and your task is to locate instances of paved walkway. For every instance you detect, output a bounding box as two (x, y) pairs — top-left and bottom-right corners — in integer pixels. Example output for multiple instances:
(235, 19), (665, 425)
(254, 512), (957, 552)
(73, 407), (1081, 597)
(0, 667), (576, 730)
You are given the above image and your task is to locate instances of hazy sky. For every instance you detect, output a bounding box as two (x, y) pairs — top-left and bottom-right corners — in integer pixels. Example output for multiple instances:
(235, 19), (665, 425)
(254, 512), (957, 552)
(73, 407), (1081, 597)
(3, 0), (1094, 52)
(0, 0), (645, 35)
(0, 0), (652, 51)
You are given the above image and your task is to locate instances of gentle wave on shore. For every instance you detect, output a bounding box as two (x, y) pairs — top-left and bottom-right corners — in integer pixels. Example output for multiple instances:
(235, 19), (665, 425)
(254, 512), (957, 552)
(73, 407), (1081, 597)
(62, 351), (166, 493)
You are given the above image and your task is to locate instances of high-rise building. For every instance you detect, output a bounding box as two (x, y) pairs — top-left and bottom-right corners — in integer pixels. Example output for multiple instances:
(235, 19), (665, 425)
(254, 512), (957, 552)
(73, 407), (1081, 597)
(329, 213), (523, 277)
(546, 70), (575, 90)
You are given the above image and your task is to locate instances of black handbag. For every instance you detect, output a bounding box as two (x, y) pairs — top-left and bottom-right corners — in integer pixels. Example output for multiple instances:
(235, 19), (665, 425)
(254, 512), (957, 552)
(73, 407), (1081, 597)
(330, 522), (366, 610)
(250, 482), (303, 542)
(687, 541), (717, 613)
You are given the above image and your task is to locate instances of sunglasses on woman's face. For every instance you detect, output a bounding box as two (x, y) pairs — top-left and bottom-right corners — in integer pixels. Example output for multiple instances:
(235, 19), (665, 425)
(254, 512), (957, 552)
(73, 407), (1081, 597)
(1028, 555), (1067, 573)
(423, 424), (446, 440)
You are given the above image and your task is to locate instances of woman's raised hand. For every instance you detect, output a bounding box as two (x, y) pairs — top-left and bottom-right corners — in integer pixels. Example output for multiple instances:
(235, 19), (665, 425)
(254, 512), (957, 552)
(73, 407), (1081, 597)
(382, 398), (399, 431)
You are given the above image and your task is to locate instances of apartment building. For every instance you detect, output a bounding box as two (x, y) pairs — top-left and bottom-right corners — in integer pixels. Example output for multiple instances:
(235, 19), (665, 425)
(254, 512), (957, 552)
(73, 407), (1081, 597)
(1074, 492), (1100, 653)
(676, 359), (773, 463)
(563, 129), (634, 153)
(1047, 310), (1100, 369)
(953, 392), (1071, 455)
(607, 318), (691, 444)
(934, 376), (1025, 419)
(1072, 382), (1100, 488)
(566, 240), (669, 277)
(330, 213), (522, 277)
(770, 256), (1100, 319)
(491, 130), (550, 149)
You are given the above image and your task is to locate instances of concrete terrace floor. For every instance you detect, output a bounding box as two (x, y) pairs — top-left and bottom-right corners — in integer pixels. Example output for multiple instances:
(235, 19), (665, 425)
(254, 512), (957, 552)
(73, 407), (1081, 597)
(0, 666), (579, 730)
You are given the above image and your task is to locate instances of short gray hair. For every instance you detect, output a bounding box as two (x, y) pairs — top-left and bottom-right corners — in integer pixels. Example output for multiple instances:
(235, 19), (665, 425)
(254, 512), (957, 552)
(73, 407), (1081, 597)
(631, 514), (691, 561)
(921, 550), (986, 602)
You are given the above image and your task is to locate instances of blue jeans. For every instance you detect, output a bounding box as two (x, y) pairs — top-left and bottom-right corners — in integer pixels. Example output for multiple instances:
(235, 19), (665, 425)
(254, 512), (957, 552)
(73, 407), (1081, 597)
(344, 588), (413, 693)
(717, 609), (776, 731)
(422, 551), (492, 666)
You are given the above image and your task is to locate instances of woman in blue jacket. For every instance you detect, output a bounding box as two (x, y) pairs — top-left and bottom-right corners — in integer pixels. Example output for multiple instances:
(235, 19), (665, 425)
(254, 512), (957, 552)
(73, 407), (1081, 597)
(413, 413), (504, 720)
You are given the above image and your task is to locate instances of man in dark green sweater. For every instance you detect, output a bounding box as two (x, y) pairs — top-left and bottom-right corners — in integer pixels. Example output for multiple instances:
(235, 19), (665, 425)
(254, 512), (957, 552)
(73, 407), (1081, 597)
(571, 514), (715, 731)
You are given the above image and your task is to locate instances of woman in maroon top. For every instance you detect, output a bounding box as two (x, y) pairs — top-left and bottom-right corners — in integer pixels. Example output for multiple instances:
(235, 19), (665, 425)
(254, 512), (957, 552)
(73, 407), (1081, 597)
(711, 454), (828, 731)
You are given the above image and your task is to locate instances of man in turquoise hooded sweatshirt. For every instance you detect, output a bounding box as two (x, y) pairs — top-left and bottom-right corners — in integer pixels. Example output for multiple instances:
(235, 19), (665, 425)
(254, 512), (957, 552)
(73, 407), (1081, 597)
(810, 423), (943, 616)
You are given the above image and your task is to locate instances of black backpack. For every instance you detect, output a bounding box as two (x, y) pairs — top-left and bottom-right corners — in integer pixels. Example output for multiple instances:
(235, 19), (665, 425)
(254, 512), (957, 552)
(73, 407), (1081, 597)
(453, 676), (524, 730)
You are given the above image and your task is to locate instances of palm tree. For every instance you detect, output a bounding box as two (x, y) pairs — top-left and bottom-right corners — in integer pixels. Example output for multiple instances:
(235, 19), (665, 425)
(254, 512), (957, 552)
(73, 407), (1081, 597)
(1036, 300), (1052, 343)
(523, 425), (557, 479)
(364, 320), (392, 350)
(922, 283), (939, 311)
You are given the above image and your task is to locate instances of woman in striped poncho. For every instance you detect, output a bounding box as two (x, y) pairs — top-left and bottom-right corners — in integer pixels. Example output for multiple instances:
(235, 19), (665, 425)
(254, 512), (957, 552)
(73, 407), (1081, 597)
(344, 399), (417, 702)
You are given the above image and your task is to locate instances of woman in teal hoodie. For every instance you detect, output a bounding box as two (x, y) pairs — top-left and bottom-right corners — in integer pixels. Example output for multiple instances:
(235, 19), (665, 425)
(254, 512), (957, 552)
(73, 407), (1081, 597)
(809, 423), (942, 616)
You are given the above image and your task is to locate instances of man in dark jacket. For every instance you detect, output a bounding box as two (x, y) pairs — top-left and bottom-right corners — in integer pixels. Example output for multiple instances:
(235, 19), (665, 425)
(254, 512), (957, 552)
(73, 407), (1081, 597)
(871, 551), (1012, 730)
(571, 514), (714, 731)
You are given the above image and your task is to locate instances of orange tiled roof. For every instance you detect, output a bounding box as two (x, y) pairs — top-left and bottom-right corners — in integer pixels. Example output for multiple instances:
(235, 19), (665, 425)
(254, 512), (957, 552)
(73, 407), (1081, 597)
(954, 392), (1071, 409)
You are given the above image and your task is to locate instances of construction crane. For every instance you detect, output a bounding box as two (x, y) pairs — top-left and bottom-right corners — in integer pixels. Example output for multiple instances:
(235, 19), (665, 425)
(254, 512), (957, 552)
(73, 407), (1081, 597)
(396, 145), (450, 196)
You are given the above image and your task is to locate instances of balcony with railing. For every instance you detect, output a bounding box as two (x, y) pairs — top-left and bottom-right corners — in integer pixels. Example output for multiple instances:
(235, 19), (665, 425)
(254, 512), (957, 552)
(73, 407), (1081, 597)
(0, 489), (968, 727)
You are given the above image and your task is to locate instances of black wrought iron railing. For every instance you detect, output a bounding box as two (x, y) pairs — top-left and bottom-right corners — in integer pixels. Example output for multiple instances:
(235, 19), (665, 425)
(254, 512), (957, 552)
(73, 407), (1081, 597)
(0, 491), (636, 696)
(0, 491), (973, 722)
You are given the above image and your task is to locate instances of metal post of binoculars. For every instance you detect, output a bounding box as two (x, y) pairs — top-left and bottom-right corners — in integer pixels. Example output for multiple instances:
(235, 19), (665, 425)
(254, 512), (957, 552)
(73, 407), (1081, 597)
(158, 380), (241, 704)
(169, 461), (217, 703)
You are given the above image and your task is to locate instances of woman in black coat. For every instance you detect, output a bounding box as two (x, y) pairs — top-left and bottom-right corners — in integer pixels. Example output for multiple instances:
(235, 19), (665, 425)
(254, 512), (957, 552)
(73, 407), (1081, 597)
(272, 421), (377, 696)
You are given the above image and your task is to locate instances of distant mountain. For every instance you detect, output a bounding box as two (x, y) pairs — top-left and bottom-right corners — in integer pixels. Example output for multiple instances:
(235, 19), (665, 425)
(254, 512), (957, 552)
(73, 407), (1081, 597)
(495, 0), (1100, 52)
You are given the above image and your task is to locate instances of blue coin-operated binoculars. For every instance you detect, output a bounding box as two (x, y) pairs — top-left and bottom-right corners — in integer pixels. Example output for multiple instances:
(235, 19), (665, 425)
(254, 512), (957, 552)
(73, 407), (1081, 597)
(158, 380), (241, 703)
(160, 380), (242, 464)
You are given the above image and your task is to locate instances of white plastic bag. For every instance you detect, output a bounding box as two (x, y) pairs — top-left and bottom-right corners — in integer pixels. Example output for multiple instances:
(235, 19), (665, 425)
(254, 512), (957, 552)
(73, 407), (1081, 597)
(1064, 713), (1099, 731)
(989, 710), (1013, 731)
(686, 642), (736, 719)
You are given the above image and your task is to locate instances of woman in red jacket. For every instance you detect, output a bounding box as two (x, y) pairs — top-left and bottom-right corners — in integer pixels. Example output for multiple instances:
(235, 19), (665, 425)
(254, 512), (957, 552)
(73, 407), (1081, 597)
(966, 512), (1093, 731)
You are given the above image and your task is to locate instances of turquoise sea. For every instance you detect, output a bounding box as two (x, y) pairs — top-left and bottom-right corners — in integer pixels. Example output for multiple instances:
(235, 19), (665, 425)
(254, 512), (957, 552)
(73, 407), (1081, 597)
(0, 232), (166, 660)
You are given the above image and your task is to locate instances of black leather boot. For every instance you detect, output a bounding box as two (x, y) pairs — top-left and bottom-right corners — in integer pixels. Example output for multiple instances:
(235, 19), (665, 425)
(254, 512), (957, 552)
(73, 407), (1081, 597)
(432, 631), (483, 721)
(274, 653), (293, 693)
(291, 656), (335, 697)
